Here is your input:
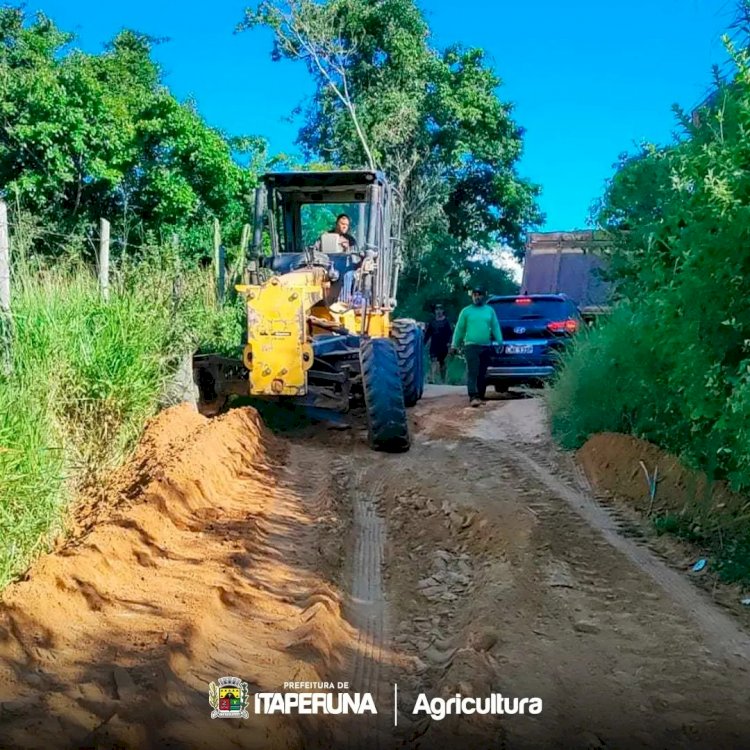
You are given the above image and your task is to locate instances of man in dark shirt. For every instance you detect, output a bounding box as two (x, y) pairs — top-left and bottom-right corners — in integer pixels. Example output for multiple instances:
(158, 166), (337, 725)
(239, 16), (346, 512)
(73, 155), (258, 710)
(313, 213), (358, 253)
(424, 304), (453, 383)
(312, 213), (362, 303)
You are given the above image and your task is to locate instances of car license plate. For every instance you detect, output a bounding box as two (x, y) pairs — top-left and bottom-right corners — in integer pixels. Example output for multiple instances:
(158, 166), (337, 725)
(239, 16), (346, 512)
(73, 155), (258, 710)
(505, 344), (533, 354)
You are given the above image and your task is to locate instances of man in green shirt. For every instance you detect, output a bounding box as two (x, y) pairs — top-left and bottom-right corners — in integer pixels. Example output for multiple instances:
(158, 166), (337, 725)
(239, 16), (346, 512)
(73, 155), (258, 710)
(450, 287), (503, 407)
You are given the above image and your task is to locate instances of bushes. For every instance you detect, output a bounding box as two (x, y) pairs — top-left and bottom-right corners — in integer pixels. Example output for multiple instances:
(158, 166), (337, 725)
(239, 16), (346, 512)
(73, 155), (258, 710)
(547, 19), (750, 581)
(549, 25), (750, 486)
(0, 263), (241, 586)
(0, 9), (264, 262)
(549, 295), (750, 490)
(547, 306), (649, 450)
(548, 300), (750, 582)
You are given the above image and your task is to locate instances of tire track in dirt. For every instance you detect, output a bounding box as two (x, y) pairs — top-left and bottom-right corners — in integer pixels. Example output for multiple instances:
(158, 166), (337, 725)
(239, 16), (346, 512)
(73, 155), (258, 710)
(3, 390), (748, 749)
(328, 459), (396, 750)
(381, 390), (750, 748)
(467, 406), (750, 666)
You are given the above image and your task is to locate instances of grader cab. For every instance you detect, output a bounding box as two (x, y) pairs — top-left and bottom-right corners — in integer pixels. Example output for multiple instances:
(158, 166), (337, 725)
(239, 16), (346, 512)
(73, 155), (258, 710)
(193, 170), (424, 452)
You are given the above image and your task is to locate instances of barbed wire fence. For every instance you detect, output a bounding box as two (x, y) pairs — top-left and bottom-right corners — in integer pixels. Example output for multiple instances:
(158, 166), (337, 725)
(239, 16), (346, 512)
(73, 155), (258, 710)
(0, 198), (250, 375)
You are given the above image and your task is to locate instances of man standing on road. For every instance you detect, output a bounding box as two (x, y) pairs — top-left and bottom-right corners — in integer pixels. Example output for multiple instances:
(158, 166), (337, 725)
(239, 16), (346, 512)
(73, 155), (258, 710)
(423, 304), (453, 383)
(450, 287), (503, 407)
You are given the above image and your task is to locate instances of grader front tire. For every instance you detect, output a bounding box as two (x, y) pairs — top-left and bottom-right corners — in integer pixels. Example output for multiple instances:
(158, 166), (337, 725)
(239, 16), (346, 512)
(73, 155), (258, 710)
(360, 338), (410, 453)
(391, 318), (424, 407)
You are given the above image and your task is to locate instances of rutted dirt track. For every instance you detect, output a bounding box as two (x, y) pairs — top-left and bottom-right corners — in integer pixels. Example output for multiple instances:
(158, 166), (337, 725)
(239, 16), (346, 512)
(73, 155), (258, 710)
(0, 389), (749, 749)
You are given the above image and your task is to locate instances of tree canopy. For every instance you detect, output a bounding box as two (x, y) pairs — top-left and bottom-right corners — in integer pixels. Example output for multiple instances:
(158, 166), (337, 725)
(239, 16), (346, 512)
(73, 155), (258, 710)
(0, 8), (265, 261)
(241, 0), (541, 315)
(554, 13), (750, 497)
(0, 3), (540, 312)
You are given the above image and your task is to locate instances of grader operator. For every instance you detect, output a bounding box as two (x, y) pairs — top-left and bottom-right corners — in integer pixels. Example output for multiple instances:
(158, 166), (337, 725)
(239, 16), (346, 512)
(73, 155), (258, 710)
(193, 170), (424, 452)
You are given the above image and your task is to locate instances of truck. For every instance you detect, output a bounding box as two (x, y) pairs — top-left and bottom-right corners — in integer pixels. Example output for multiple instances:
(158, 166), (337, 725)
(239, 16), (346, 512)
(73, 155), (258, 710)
(520, 231), (612, 322)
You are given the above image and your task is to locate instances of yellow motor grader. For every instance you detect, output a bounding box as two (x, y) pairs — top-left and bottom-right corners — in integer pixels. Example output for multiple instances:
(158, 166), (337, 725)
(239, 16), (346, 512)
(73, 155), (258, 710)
(192, 170), (424, 452)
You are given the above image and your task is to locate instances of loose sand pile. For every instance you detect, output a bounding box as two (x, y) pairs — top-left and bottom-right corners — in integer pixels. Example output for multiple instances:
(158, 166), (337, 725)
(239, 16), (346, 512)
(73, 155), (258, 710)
(0, 404), (353, 749)
(577, 432), (744, 515)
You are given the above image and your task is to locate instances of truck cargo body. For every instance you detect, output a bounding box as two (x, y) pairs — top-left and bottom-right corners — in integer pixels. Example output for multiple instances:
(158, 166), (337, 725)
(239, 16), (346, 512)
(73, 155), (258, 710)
(521, 231), (612, 314)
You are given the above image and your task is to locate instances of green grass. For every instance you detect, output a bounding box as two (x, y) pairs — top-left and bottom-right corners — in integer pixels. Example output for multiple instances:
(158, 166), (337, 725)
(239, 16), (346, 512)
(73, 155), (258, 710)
(0, 263), (241, 586)
(544, 306), (649, 450)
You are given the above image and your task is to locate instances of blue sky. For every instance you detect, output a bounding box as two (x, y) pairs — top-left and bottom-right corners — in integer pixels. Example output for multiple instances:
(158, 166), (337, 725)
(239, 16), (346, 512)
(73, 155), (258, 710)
(31, 0), (735, 231)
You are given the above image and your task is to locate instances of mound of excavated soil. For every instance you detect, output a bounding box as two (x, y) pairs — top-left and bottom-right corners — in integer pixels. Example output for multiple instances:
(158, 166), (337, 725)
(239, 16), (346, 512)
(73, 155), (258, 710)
(0, 404), (354, 750)
(577, 432), (743, 515)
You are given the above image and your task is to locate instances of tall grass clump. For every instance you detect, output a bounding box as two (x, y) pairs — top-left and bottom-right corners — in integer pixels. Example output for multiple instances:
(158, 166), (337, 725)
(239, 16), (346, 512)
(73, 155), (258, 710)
(547, 301), (720, 460)
(0, 262), (241, 586)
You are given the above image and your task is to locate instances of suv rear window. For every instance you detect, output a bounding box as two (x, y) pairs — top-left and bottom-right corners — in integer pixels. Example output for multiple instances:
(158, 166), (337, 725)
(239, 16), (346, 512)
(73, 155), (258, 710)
(491, 298), (575, 321)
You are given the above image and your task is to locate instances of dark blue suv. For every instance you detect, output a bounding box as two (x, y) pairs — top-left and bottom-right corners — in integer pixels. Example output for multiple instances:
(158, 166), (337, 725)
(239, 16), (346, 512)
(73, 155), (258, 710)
(485, 294), (581, 392)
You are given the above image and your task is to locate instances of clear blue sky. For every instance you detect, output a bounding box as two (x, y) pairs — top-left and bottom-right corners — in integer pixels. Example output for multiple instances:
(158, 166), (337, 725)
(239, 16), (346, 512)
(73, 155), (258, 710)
(30, 0), (735, 231)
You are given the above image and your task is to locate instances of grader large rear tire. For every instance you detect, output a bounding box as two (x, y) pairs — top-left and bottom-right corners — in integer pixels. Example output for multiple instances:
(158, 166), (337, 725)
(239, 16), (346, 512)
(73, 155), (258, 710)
(391, 318), (424, 407)
(360, 338), (410, 453)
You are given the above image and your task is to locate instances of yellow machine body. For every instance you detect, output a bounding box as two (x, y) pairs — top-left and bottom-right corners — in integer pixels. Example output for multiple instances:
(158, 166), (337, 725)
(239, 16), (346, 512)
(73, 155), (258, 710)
(193, 169), (413, 452)
(238, 269), (391, 398)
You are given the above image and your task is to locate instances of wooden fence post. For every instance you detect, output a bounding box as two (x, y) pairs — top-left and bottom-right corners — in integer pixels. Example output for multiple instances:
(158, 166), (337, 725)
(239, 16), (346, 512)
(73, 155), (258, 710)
(99, 218), (110, 301)
(213, 218), (224, 305)
(0, 200), (10, 316)
(217, 244), (226, 305)
(0, 199), (12, 375)
(240, 223), (250, 256)
(238, 223), (251, 285)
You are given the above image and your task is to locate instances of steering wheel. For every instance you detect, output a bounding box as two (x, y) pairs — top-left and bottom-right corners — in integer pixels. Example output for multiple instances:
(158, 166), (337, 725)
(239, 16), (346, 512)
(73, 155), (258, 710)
(293, 251), (332, 270)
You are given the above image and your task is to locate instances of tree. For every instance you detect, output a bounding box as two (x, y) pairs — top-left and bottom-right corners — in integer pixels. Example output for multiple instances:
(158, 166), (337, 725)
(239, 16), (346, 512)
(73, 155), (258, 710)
(579, 8), (750, 492)
(0, 8), (265, 262)
(240, 0), (540, 305)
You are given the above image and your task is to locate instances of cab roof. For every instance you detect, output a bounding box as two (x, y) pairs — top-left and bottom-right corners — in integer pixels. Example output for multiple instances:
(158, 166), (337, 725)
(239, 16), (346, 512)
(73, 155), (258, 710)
(263, 170), (387, 190)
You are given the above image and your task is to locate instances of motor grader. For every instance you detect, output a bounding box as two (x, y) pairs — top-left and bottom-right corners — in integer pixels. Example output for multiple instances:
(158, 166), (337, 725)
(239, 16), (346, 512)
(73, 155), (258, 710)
(192, 170), (424, 452)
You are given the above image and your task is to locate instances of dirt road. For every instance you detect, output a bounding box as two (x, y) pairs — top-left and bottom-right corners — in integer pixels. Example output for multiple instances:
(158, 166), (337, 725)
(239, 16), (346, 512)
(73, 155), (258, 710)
(0, 388), (748, 749)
